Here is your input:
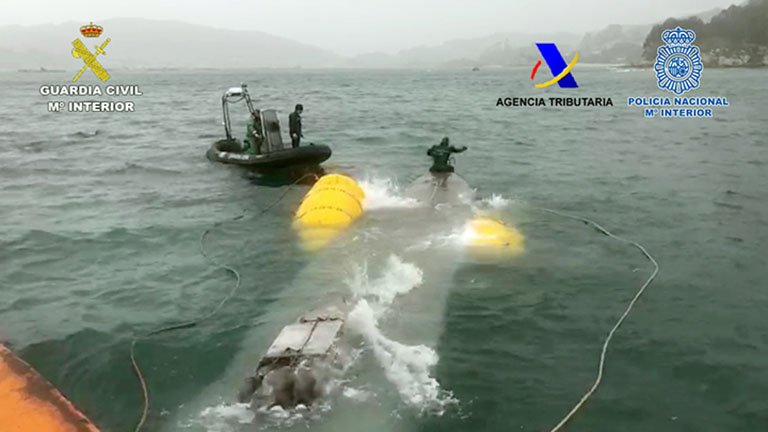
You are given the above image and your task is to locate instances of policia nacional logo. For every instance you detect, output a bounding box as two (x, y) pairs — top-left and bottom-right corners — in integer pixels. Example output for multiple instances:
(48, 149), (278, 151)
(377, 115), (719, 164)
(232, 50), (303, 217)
(627, 27), (729, 118)
(71, 22), (111, 82)
(654, 27), (702, 95)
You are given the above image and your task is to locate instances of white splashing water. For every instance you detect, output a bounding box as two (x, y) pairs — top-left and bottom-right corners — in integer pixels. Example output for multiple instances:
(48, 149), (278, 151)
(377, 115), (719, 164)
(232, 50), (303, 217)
(195, 398), (334, 431)
(402, 225), (473, 251)
(357, 176), (419, 210)
(195, 403), (254, 432)
(346, 255), (424, 307)
(347, 300), (455, 414)
(480, 193), (513, 210)
(345, 255), (457, 414)
(342, 386), (373, 403)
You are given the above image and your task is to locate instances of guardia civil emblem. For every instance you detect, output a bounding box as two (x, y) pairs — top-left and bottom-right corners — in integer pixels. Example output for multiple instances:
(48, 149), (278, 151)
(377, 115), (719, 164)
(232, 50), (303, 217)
(654, 27), (702, 95)
(71, 22), (111, 83)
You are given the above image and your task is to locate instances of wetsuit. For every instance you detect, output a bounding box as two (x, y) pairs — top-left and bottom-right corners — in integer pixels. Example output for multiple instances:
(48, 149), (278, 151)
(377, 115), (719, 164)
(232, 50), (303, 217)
(289, 111), (302, 148)
(245, 115), (263, 154)
(427, 143), (467, 173)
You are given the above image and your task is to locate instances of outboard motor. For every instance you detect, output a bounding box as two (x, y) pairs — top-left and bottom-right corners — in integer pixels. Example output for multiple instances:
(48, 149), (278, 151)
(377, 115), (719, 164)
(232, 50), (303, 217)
(238, 304), (347, 409)
(240, 359), (321, 409)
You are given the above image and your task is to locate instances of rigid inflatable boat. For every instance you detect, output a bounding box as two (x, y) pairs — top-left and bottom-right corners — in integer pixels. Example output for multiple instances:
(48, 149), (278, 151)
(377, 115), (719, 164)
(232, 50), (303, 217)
(207, 84), (331, 172)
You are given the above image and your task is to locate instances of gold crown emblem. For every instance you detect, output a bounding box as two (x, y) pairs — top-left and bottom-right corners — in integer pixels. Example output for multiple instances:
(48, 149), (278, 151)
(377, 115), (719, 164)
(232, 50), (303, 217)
(80, 22), (103, 38)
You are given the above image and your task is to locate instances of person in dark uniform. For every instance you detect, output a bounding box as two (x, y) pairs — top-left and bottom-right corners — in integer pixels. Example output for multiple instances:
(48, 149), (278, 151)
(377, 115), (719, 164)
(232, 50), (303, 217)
(427, 137), (467, 173)
(244, 110), (263, 154)
(289, 104), (304, 148)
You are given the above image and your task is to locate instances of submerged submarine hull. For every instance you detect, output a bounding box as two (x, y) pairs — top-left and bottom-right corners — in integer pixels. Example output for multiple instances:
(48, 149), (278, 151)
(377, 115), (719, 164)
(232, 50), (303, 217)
(404, 171), (475, 205)
(207, 139), (332, 172)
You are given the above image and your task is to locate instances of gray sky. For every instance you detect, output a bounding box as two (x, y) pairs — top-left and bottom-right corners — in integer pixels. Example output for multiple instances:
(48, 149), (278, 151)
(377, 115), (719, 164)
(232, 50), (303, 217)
(3, 0), (740, 55)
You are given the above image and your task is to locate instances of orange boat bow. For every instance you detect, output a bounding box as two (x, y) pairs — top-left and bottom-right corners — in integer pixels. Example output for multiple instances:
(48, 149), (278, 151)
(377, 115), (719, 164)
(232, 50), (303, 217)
(0, 344), (100, 432)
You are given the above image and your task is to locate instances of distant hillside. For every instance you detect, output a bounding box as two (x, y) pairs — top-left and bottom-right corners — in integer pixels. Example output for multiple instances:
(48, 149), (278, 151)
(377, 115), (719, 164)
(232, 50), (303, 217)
(341, 6), (732, 69)
(472, 33), (579, 67)
(0, 18), (339, 70)
(577, 7), (727, 66)
(692, 7), (730, 23)
(642, 0), (768, 67)
(578, 24), (651, 64)
(3, 6), (760, 71)
(342, 32), (580, 68)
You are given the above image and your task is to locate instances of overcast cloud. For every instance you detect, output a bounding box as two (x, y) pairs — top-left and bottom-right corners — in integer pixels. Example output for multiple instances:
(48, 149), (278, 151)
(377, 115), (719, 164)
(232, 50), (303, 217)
(2, 0), (741, 55)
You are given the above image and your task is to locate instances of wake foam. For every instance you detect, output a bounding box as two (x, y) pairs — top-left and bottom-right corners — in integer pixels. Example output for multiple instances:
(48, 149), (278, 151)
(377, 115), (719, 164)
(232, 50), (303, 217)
(345, 255), (457, 415)
(195, 403), (254, 432)
(347, 300), (456, 414)
(194, 400), (332, 431)
(346, 255), (423, 308)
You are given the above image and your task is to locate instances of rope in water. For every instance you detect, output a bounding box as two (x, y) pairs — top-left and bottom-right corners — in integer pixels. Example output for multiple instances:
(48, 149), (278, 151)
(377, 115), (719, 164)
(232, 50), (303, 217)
(535, 207), (660, 432)
(129, 172), (317, 432)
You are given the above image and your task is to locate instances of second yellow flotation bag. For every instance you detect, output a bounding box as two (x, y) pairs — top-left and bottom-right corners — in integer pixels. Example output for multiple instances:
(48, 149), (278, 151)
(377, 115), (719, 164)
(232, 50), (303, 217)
(465, 217), (525, 259)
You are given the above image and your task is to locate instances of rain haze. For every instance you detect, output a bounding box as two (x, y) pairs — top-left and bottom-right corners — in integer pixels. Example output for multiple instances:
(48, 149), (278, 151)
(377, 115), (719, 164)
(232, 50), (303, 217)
(1, 0), (767, 431)
(2, 0), (744, 55)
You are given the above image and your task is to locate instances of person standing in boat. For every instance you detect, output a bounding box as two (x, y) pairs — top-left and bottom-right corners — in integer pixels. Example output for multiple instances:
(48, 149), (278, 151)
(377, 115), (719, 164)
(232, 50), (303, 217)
(427, 136), (467, 173)
(289, 104), (304, 148)
(245, 110), (264, 154)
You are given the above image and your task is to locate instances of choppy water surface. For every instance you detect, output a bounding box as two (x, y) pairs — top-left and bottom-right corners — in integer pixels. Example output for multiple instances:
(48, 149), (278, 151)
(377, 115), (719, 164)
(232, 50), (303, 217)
(0, 68), (767, 431)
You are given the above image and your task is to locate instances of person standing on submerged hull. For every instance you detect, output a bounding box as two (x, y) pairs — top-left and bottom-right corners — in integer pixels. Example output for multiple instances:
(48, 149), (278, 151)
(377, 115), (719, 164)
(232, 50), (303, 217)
(244, 110), (264, 154)
(427, 136), (467, 173)
(289, 104), (304, 148)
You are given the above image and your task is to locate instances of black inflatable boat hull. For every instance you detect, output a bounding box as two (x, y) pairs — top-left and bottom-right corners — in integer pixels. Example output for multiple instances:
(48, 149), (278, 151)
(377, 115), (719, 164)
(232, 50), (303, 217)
(207, 142), (332, 171)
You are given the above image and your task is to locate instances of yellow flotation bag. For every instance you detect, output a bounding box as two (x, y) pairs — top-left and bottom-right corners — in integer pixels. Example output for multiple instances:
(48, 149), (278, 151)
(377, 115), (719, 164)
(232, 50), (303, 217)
(294, 174), (365, 250)
(465, 217), (525, 259)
